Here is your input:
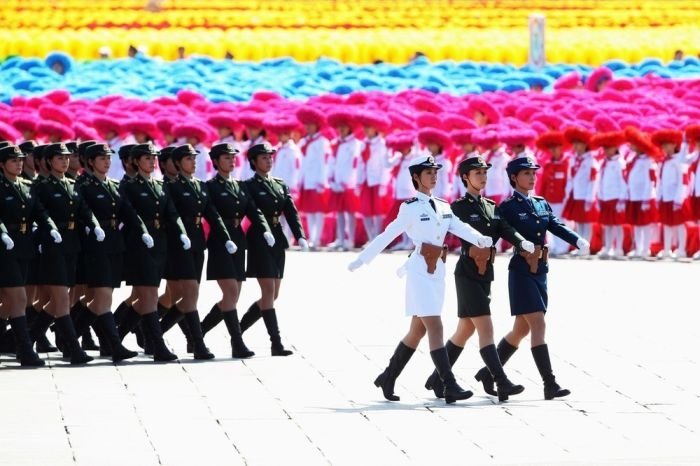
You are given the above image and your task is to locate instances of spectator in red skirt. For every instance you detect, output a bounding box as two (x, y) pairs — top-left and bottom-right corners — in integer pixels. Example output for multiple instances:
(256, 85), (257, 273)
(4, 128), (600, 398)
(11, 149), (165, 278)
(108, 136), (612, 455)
(562, 126), (598, 251)
(652, 129), (690, 259)
(591, 131), (627, 258)
(624, 127), (660, 259)
(536, 131), (570, 256)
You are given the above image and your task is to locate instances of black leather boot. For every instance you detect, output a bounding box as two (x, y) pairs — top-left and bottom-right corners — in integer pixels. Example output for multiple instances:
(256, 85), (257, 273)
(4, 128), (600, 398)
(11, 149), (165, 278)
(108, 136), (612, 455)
(93, 320), (112, 357)
(425, 340), (463, 398)
(72, 302), (99, 351)
(157, 302), (169, 318)
(239, 302), (262, 333)
(117, 306), (141, 341)
(94, 313), (138, 362)
(113, 301), (129, 326)
(479, 344), (524, 401)
(30, 310), (57, 352)
(54, 315), (93, 364)
(201, 304), (224, 336)
(184, 311), (214, 360)
(475, 338), (518, 396)
(261, 308), (292, 356)
(178, 319), (194, 354)
(222, 309), (254, 358)
(160, 306), (185, 333)
(374, 342), (415, 401)
(10, 316), (45, 367)
(431, 347), (473, 404)
(532, 344), (570, 400)
(141, 312), (177, 362)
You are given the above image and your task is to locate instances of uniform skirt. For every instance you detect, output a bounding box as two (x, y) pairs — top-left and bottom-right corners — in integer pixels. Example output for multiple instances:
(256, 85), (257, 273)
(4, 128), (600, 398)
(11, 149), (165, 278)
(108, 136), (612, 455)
(403, 254), (446, 317)
(74, 251), (87, 285)
(562, 198), (599, 223)
(626, 200), (659, 225)
(207, 247), (246, 281)
(659, 200), (691, 226)
(454, 274), (491, 318)
(26, 255), (40, 286)
(84, 252), (123, 289)
(598, 200), (626, 225)
(0, 254), (30, 288)
(125, 237), (166, 287)
(38, 249), (78, 287)
(165, 249), (205, 282)
(246, 228), (286, 279)
(508, 269), (548, 316)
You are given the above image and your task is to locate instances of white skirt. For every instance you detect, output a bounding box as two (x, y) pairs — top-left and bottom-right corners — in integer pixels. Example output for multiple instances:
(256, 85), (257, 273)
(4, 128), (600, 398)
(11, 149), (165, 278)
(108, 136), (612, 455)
(403, 254), (446, 317)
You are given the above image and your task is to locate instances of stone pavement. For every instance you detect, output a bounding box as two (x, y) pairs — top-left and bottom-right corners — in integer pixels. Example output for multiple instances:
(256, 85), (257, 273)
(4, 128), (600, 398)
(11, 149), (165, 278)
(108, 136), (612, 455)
(1, 251), (699, 465)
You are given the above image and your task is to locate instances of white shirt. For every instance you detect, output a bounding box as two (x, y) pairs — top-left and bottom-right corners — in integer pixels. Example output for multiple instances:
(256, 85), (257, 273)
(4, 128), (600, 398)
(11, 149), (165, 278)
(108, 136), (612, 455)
(597, 155), (627, 201)
(271, 140), (302, 192)
(299, 132), (331, 190)
(658, 153), (688, 204)
(483, 146), (511, 199)
(565, 151), (598, 202)
(626, 154), (657, 201)
(357, 136), (389, 187)
(329, 135), (361, 191)
(387, 149), (417, 200)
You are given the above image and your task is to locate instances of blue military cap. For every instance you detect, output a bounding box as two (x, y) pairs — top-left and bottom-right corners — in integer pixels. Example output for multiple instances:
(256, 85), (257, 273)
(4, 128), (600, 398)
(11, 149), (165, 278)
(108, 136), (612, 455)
(408, 155), (442, 175)
(158, 146), (175, 165)
(506, 156), (541, 176)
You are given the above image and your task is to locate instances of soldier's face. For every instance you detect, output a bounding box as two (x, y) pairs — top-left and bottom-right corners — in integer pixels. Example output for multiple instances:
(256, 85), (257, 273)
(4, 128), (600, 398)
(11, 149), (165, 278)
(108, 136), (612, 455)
(25, 154), (36, 171)
(465, 168), (487, 191)
(136, 155), (156, 174)
(178, 155), (196, 176)
(164, 159), (179, 177)
(513, 169), (537, 192)
(0, 158), (23, 177)
(216, 154), (234, 173)
(68, 153), (81, 171)
(253, 154), (273, 174)
(49, 154), (69, 174)
(92, 154), (111, 175)
(415, 168), (437, 192)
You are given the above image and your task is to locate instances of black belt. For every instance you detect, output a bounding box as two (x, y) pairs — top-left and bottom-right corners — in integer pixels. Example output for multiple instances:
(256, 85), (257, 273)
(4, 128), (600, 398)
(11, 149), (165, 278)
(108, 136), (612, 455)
(5, 223), (30, 234)
(56, 221), (76, 231)
(222, 218), (242, 228)
(183, 215), (203, 227)
(144, 219), (162, 230)
(97, 218), (119, 229)
(266, 216), (280, 226)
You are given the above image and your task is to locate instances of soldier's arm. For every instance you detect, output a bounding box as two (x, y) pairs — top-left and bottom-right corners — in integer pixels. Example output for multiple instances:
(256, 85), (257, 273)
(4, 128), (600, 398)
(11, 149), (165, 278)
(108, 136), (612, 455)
(544, 201), (580, 246)
(201, 183), (231, 241)
(164, 189), (187, 237)
(495, 205), (527, 250)
(280, 182), (306, 241)
(242, 183), (271, 234)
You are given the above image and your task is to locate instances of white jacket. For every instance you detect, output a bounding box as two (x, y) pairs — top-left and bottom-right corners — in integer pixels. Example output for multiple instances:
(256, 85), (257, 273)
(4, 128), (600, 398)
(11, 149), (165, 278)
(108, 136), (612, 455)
(329, 135), (361, 191)
(434, 154), (453, 201)
(626, 154), (657, 201)
(597, 155), (627, 201)
(357, 136), (389, 187)
(299, 132), (331, 190)
(565, 151), (598, 202)
(387, 149), (417, 200)
(658, 153), (688, 204)
(483, 147), (511, 199)
(271, 140), (302, 191)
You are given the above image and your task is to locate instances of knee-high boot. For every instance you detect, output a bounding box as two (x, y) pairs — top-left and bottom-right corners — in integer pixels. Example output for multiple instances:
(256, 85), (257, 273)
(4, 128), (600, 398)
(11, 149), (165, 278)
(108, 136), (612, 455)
(30, 310), (57, 352)
(474, 338), (518, 396)
(201, 304), (224, 336)
(141, 311), (178, 362)
(239, 302), (262, 333)
(117, 306), (141, 341)
(261, 308), (292, 356)
(374, 342), (415, 401)
(222, 309), (254, 358)
(532, 344), (570, 400)
(479, 344), (525, 401)
(10, 316), (44, 367)
(424, 340), (463, 398)
(183, 311), (214, 360)
(72, 301), (99, 351)
(94, 313), (138, 362)
(54, 315), (93, 365)
(430, 347), (473, 404)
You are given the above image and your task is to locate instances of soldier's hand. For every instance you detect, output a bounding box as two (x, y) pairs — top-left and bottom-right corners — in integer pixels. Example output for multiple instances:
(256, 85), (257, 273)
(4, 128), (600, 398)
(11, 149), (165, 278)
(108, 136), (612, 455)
(141, 233), (154, 249)
(520, 240), (535, 253)
(50, 229), (63, 244)
(576, 238), (590, 255)
(476, 236), (493, 248)
(180, 234), (191, 250)
(348, 258), (364, 272)
(94, 226), (106, 242)
(298, 238), (310, 251)
(263, 231), (276, 247)
(1, 232), (14, 251)
(225, 240), (238, 254)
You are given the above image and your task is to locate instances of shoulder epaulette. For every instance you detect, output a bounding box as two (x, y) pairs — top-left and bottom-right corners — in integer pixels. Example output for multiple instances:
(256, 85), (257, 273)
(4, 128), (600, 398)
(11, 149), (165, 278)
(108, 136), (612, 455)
(404, 197), (418, 204)
(532, 195), (545, 200)
(18, 178), (33, 186)
(482, 197), (496, 205)
(434, 196), (448, 204)
(65, 178), (76, 184)
(501, 195), (516, 204)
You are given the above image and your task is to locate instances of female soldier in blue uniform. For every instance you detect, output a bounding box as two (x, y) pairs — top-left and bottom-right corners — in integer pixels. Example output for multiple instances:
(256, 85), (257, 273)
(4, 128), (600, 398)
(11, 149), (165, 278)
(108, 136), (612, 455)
(424, 156), (531, 401)
(199, 143), (275, 358)
(239, 143), (309, 356)
(0, 145), (57, 366)
(474, 157), (590, 400)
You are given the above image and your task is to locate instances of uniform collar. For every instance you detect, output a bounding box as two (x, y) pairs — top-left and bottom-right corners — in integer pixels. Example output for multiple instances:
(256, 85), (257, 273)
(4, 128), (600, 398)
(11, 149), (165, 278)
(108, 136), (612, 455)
(415, 191), (434, 203)
(514, 190), (531, 200)
(466, 191), (481, 202)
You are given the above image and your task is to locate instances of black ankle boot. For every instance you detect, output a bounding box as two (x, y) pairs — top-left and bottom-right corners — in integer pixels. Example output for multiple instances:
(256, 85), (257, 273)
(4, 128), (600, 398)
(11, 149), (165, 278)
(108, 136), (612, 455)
(201, 304), (224, 336)
(184, 311), (214, 360)
(54, 315), (93, 365)
(240, 302), (262, 333)
(141, 312), (177, 362)
(118, 306), (141, 341)
(374, 342), (415, 401)
(261, 308), (292, 356)
(531, 344), (570, 400)
(475, 338), (518, 396)
(430, 347), (473, 404)
(479, 344), (524, 401)
(10, 316), (45, 367)
(94, 313), (138, 362)
(425, 340), (463, 398)
(222, 309), (254, 358)
(30, 310), (58, 352)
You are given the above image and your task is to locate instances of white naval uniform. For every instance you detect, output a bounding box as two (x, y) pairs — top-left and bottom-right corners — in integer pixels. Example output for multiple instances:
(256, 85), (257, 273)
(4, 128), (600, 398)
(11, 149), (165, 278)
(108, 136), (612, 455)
(356, 191), (487, 317)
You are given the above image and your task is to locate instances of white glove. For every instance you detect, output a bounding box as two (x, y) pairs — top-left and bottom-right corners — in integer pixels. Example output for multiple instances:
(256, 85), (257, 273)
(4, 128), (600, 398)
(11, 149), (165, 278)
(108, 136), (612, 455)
(94, 226), (106, 242)
(615, 201), (626, 213)
(141, 233), (154, 249)
(263, 231), (276, 247)
(50, 229), (62, 243)
(180, 234), (191, 250)
(476, 236), (493, 248)
(225, 240), (238, 254)
(576, 238), (590, 255)
(520, 240), (535, 254)
(1, 232), (14, 251)
(298, 238), (310, 251)
(348, 258), (364, 272)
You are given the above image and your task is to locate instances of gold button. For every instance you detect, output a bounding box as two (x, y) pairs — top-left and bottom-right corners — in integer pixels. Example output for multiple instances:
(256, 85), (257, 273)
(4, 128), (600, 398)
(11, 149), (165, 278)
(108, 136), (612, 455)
(537, 233), (541, 236)
(112, 202), (116, 207)
(69, 201), (73, 205)
(536, 220), (540, 224)
(198, 201), (201, 204)
(156, 201), (159, 205)
(487, 223), (491, 227)
(22, 205), (25, 209)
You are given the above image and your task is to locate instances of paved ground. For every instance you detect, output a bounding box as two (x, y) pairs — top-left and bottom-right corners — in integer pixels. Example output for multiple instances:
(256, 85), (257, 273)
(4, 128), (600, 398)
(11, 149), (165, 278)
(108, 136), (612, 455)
(1, 250), (698, 466)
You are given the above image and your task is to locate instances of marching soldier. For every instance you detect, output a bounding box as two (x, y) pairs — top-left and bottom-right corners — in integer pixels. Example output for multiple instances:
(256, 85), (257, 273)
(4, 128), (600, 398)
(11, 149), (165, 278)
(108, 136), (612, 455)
(117, 143), (189, 362)
(348, 155), (493, 404)
(239, 143), (309, 356)
(423, 156), (531, 401)
(0, 145), (56, 366)
(474, 157), (589, 400)
(18, 140), (39, 181)
(31, 143), (106, 365)
(199, 143), (275, 358)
